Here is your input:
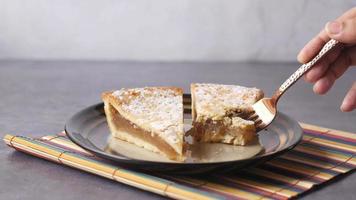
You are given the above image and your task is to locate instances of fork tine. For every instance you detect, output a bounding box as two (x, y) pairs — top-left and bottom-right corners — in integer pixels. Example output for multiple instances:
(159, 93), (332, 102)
(255, 122), (266, 131)
(254, 119), (262, 125)
(247, 114), (259, 121)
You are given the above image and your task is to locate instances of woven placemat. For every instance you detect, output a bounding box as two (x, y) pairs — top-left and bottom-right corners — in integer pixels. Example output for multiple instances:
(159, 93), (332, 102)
(3, 123), (355, 200)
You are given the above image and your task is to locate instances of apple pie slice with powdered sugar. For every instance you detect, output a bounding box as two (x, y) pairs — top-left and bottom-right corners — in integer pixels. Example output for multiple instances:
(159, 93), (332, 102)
(190, 83), (264, 146)
(102, 87), (185, 161)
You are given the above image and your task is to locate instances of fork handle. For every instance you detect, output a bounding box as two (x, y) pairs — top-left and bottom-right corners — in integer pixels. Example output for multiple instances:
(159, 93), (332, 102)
(272, 39), (339, 103)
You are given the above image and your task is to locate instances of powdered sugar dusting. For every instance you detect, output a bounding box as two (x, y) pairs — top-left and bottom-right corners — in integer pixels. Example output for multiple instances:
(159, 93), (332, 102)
(113, 87), (183, 144)
(193, 83), (263, 120)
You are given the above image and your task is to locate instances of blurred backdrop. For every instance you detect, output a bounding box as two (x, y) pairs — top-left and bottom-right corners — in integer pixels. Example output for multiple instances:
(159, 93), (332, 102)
(0, 0), (355, 62)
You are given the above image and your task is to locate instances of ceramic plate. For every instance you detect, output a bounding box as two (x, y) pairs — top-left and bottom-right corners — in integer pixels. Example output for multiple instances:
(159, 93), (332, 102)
(65, 94), (302, 174)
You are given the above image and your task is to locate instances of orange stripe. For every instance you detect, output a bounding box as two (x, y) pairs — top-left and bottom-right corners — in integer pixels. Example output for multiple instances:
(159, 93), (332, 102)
(203, 182), (267, 200)
(224, 177), (298, 198)
(165, 185), (217, 200)
(246, 167), (315, 189)
(166, 177), (265, 199)
(266, 159), (333, 180)
(280, 153), (349, 173)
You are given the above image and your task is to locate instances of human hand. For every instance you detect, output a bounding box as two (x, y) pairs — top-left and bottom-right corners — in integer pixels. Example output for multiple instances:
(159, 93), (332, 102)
(297, 7), (356, 112)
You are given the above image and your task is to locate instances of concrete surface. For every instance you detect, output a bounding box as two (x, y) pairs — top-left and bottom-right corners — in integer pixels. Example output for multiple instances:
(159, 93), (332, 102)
(0, 60), (355, 199)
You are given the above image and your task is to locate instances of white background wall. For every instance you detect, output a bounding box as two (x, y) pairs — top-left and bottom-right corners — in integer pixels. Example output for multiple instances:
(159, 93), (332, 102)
(0, 1), (355, 61)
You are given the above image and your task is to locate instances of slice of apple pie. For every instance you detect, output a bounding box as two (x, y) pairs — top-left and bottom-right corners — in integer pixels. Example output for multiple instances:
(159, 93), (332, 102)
(191, 83), (264, 145)
(102, 87), (185, 161)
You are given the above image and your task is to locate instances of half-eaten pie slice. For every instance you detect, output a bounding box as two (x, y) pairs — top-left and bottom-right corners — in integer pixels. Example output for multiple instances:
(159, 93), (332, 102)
(191, 83), (264, 145)
(102, 87), (185, 161)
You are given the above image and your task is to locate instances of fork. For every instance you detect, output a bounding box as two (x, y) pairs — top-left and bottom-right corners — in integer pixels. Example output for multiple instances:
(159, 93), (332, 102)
(248, 39), (340, 132)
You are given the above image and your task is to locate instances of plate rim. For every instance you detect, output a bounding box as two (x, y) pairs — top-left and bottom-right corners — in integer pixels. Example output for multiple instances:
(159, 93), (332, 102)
(65, 102), (303, 166)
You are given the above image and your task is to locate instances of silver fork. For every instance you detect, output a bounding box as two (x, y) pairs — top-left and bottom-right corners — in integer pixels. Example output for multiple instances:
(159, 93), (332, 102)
(249, 39), (339, 132)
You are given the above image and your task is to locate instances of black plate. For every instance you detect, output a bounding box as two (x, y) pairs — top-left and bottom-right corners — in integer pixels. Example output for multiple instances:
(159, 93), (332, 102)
(65, 95), (302, 174)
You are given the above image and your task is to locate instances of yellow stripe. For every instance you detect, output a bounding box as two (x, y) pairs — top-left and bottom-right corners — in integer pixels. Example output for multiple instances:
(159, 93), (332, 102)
(61, 153), (116, 178)
(299, 123), (329, 133)
(4, 135), (62, 158)
(348, 157), (356, 166)
(166, 185), (216, 200)
(303, 135), (317, 141)
(302, 135), (315, 142)
(60, 156), (115, 179)
(267, 159), (333, 180)
(302, 136), (356, 153)
(3, 134), (13, 144)
(246, 167), (315, 189)
(113, 169), (168, 195)
(8, 141), (60, 162)
(121, 175), (215, 200)
(224, 177), (297, 198)
(300, 122), (356, 140)
(327, 129), (356, 140)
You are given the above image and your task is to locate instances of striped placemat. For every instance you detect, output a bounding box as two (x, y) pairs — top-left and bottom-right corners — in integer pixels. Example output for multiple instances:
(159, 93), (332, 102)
(3, 123), (355, 200)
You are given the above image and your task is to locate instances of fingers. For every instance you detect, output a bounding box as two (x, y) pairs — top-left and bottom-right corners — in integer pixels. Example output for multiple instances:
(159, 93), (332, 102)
(312, 50), (351, 94)
(339, 46), (356, 112)
(304, 45), (343, 83)
(329, 51), (352, 79)
(313, 70), (337, 95)
(341, 82), (356, 112)
(298, 7), (356, 112)
(298, 7), (356, 64)
(345, 45), (356, 65)
(339, 7), (356, 19)
(326, 19), (356, 43)
(298, 30), (329, 63)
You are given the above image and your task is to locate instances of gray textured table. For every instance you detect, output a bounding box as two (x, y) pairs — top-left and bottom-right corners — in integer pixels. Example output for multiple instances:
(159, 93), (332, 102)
(0, 60), (355, 200)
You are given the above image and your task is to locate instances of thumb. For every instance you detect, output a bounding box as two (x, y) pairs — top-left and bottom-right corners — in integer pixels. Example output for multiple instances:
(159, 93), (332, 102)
(325, 19), (356, 44)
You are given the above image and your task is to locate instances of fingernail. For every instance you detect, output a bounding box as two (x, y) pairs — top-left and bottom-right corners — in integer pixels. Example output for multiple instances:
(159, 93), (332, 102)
(340, 102), (347, 112)
(326, 21), (342, 34)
